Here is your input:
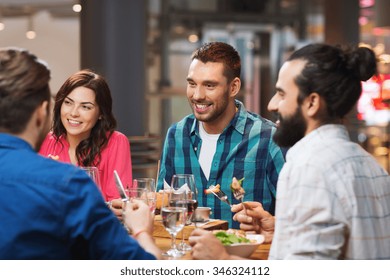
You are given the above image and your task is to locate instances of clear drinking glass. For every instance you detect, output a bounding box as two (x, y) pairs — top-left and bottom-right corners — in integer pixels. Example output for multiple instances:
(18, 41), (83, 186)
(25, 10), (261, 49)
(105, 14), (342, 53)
(132, 178), (157, 214)
(125, 187), (148, 204)
(171, 174), (198, 252)
(161, 181), (187, 258)
(80, 167), (102, 192)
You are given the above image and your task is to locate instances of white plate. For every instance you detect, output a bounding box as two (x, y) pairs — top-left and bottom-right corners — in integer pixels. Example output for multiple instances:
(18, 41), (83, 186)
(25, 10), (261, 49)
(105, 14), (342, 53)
(224, 234), (265, 258)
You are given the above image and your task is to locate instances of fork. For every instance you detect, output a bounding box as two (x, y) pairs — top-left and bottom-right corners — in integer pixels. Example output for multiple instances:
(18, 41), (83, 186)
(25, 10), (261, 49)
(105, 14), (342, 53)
(232, 189), (244, 202)
(208, 185), (232, 207)
(231, 189), (248, 215)
(230, 177), (250, 217)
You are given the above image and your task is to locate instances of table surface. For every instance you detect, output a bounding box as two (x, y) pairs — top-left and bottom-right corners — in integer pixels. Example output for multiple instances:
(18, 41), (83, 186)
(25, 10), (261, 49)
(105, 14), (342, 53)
(154, 236), (271, 260)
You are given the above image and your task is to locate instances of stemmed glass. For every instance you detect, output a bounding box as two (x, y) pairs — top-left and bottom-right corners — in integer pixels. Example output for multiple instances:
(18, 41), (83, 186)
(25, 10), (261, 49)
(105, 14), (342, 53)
(132, 178), (157, 214)
(171, 174), (198, 252)
(80, 167), (102, 192)
(161, 179), (188, 258)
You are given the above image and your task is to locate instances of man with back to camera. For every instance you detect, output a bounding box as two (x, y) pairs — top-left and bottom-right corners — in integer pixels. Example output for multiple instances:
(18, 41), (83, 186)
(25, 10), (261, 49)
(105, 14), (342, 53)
(157, 41), (286, 228)
(0, 47), (160, 259)
(189, 43), (390, 260)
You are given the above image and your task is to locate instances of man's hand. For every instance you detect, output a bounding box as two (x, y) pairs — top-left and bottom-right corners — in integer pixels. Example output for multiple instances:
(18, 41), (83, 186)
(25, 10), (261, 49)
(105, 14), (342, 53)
(189, 229), (231, 260)
(109, 198), (125, 222)
(123, 200), (161, 259)
(232, 201), (275, 243)
(123, 200), (153, 235)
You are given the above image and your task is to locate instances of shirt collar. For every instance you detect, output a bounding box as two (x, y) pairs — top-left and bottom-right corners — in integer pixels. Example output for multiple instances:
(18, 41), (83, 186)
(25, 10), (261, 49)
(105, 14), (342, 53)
(0, 133), (35, 152)
(286, 124), (350, 161)
(190, 99), (247, 136)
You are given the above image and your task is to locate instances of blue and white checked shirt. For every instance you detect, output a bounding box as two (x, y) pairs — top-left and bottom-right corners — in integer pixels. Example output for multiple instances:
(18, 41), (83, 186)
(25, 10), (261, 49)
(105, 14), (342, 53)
(269, 124), (390, 259)
(158, 100), (286, 228)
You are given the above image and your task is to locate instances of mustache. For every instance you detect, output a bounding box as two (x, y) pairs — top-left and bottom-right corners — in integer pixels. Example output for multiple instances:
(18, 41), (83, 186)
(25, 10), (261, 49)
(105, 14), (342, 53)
(270, 112), (282, 123)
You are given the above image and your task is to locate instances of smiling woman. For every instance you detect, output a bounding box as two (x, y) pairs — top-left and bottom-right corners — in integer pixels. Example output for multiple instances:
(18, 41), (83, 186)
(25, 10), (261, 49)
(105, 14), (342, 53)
(38, 70), (133, 217)
(60, 86), (101, 153)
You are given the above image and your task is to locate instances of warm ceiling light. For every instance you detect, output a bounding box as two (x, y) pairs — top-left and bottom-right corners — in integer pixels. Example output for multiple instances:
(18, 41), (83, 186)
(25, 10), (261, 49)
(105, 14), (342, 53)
(0, 10), (4, 31)
(26, 30), (36, 39)
(26, 15), (36, 39)
(72, 4), (82, 13)
(188, 34), (199, 43)
(173, 25), (186, 35)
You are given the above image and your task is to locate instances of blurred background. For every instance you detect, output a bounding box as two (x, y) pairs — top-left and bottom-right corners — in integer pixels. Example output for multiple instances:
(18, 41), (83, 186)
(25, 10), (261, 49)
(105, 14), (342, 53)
(1, 0), (389, 176)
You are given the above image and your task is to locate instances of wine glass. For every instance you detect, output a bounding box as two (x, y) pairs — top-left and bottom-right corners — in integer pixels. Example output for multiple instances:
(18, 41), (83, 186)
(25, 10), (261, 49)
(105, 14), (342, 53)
(171, 174), (198, 252)
(161, 180), (188, 258)
(80, 167), (102, 192)
(132, 178), (157, 214)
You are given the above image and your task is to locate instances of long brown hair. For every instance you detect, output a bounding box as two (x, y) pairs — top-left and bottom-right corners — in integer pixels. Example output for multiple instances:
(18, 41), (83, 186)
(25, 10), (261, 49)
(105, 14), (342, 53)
(52, 69), (117, 166)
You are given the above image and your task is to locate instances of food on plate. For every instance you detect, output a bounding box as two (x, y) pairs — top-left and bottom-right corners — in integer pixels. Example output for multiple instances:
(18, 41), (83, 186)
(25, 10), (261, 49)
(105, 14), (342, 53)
(230, 177), (245, 196)
(213, 229), (254, 245)
(204, 184), (221, 194)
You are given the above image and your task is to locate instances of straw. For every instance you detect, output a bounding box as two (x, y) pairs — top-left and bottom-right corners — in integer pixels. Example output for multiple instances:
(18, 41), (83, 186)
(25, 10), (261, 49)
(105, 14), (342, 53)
(156, 159), (160, 186)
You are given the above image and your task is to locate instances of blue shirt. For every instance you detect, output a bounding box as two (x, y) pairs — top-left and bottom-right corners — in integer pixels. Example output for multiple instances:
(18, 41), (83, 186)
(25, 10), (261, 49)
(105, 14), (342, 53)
(158, 100), (286, 228)
(0, 133), (155, 260)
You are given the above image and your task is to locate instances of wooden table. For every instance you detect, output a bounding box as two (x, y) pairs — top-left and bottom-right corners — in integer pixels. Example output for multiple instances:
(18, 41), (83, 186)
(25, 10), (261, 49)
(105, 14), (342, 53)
(154, 236), (271, 260)
(153, 218), (229, 239)
(153, 216), (270, 260)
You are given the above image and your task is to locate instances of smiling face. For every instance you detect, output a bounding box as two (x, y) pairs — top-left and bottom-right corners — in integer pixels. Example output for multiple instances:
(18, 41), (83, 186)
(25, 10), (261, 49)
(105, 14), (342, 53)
(60, 86), (100, 143)
(186, 59), (239, 133)
(267, 59), (308, 147)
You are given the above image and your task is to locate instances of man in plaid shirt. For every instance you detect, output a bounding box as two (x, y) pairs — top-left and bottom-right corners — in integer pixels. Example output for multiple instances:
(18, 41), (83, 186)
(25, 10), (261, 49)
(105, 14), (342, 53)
(157, 42), (286, 228)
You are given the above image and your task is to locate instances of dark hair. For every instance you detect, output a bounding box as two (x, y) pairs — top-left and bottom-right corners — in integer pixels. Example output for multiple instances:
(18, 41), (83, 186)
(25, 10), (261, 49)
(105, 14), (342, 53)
(0, 48), (51, 133)
(191, 41), (241, 82)
(288, 43), (377, 119)
(52, 69), (117, 167)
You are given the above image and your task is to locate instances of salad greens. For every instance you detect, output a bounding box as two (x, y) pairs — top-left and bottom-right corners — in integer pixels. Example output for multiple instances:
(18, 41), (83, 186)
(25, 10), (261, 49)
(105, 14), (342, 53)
(214, 231), (250, 245)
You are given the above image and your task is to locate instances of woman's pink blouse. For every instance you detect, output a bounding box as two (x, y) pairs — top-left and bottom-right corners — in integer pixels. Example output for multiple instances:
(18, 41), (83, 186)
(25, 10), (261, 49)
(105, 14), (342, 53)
(39, 131), (132, 201)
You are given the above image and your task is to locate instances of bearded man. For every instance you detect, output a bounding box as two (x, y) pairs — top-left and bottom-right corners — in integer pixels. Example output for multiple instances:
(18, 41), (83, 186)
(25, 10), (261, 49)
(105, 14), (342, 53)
(189, 43), (390, 260)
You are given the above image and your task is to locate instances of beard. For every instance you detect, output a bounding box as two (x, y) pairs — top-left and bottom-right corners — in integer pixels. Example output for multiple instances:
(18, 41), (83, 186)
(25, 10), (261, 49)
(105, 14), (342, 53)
(190, 90), (229, 123)
(273, 106), (307, 148)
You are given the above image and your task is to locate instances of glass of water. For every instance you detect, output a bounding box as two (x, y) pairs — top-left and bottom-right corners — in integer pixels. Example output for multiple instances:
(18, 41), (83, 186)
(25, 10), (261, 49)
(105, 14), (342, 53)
(132, 178), (157, 214)
(161, 180), (187, 258)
